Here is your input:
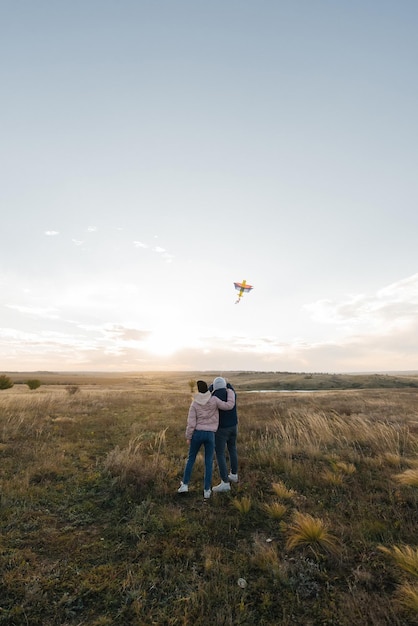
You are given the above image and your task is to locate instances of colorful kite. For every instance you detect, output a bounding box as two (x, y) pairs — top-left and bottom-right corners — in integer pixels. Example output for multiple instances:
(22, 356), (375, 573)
(234, 280), (253, 304)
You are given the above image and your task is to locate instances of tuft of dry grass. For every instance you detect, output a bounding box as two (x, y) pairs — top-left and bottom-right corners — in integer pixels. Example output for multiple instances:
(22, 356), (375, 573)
(396, 582), (418, 614)
(271, 480), (296, 500)
(232, 496), (252, 514)
(384, 452), (404, 467)
(378, 544), (418, 577)
(261, 501), (288, 519)
(334, 460), (356, 474)
(321, 468), (345, 486)
(393, 468), (418, 487)
(286, 512), (340, 558)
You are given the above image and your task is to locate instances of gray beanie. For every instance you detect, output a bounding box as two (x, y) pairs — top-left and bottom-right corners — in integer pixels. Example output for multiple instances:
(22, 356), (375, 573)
(213, 376), (227, 391)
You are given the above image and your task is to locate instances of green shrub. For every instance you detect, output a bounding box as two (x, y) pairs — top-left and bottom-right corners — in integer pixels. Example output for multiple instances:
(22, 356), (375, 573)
(26, 379), (41, 390)
(0, 374), (13, 390)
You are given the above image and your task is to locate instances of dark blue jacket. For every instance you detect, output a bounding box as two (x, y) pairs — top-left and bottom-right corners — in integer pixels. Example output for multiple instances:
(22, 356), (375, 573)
(210, 383), (238, 428)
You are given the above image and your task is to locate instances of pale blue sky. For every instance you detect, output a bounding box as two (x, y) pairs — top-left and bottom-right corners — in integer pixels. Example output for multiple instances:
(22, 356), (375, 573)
(1, 1), (418, 372)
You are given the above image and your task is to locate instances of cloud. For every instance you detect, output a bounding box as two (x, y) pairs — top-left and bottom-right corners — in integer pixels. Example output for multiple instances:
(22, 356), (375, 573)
(0, 318), (163, 371)
(5, 304), (60, 320)
(1, 318), (417, 372)
(133, 240), (174, 262)
(44, 230), (59, 236)
(304, 273), (418, 336)
(102, 325), (151, 342)
(2, 271), (418, 373)
(153, 246), (174, 263)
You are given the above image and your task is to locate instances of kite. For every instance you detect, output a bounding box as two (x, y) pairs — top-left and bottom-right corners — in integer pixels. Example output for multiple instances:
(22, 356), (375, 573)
(234, 280), (253, 304)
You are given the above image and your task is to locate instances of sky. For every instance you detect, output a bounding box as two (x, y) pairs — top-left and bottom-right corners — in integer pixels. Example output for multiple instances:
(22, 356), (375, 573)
(1, 0), (418, 373)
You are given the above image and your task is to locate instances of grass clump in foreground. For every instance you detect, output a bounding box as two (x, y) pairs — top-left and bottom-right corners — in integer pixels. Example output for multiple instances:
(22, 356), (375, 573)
(0, 376), (418, 625)
(285, 511), (340, 558)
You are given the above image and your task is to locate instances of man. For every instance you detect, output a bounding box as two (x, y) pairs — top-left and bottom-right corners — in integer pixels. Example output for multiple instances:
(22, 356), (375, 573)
(210, 377), (239, 492)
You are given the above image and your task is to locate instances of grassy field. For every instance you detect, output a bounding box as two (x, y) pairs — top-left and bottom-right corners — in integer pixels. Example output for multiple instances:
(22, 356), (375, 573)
(1, 372), (418, 625)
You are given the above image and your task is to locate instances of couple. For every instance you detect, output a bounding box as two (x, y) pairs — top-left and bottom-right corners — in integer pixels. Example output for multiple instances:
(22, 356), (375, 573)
(178, 376), (239, 499)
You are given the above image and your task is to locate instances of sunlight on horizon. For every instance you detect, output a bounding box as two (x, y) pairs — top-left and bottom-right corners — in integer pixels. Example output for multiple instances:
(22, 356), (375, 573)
(142, 326), (204, 357)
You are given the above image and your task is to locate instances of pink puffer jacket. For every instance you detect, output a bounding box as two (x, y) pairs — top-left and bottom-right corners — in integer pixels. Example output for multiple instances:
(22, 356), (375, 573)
(185, 388), (236, 440)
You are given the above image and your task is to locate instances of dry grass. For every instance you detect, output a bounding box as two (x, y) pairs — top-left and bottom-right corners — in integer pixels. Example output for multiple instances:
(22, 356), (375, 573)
(270, 406), (414, 459)
(381, 542), (418, 623)
(396, 582), (418, 615)
(250, 535), (281, 574)
(285, 511), (340, 557)
(232, 495), (252, 514)
(104, 427), (176, 495)
(271, 480), (297, 500)
(321, 467), (345, 486)
(0, 374), (418, 624)
(378, 544), (418, 577)
(393, 468), (418, 487)
(334, 460), (356, 474)
(261, 501), (288, 519)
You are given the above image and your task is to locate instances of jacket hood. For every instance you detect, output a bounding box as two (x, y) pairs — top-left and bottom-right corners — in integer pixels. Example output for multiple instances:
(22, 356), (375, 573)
(193, 390), (211, 405)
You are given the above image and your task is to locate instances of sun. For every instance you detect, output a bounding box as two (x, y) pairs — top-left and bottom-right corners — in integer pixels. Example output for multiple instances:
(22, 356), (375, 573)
(143, 327), (200, 356)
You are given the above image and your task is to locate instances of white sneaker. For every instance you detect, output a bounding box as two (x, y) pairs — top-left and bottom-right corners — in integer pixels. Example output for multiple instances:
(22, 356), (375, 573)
(203, 489), (211, 499)
(228, 473), (238, 483)
(177, 482), (188, 493)
(213, 481), (231, 493)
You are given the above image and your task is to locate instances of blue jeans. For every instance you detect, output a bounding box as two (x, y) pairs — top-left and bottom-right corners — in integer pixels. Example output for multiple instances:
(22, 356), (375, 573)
(182, 430), (215, 491)
(215, 425), (238, 482)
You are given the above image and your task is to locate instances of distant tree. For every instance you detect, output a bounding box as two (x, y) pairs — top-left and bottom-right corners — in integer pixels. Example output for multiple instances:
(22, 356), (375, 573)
(26, 379), (41, 390)
(0, 374), (13, 390)
(188, 379), (195, 394)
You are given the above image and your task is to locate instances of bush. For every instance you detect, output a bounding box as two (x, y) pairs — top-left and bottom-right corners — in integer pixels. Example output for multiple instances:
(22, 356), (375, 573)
(26, 379), (41, 390)
(0, 374), (13, 390)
